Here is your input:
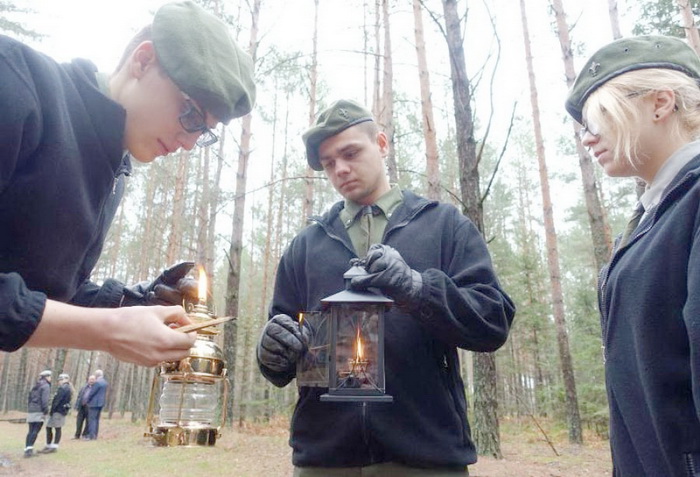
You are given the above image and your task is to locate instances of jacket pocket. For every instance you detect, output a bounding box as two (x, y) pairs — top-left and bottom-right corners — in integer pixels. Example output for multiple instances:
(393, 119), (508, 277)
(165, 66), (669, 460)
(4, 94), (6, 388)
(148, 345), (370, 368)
(439, 351), (468, 446)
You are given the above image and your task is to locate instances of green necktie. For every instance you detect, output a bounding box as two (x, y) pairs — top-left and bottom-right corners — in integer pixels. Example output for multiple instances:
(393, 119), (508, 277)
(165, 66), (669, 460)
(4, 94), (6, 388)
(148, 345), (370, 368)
(619, 203), (645, 247)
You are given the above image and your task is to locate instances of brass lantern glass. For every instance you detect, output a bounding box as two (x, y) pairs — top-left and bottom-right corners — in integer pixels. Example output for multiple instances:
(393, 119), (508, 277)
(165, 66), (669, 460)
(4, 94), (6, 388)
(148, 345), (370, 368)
(145, 269), (229, 447)
(320, 261), (393, 403)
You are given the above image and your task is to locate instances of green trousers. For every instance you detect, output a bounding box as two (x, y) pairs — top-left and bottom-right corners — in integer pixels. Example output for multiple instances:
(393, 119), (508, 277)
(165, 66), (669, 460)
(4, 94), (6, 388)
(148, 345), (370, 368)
(294, 462), (469, 477)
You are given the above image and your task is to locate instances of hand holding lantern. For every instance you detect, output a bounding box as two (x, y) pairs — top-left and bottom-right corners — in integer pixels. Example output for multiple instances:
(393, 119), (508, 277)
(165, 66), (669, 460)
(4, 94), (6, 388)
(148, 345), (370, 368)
(349, 244), (422, 307)
(122, 261), (199, 307)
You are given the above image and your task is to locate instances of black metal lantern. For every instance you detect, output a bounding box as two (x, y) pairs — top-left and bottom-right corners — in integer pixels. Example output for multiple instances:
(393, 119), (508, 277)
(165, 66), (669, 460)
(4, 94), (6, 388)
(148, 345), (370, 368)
(320, 260), (393, 403)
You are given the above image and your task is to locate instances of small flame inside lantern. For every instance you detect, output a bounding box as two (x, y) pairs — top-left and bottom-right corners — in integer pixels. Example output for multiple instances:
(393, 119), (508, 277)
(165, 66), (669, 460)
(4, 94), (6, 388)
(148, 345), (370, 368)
(356, 328), (363, 361)
(198, 266), (207, 304)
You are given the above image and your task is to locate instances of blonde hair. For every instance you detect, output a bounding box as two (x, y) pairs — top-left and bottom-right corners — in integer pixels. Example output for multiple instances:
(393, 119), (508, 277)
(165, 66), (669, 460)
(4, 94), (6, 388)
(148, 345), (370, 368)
(583, 69), (700, 169)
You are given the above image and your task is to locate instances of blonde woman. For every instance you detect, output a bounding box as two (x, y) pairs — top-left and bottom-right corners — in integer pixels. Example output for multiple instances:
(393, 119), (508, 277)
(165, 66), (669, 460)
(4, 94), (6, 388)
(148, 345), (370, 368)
(40, 374), (73, 454)
(566, 35), (700, 476)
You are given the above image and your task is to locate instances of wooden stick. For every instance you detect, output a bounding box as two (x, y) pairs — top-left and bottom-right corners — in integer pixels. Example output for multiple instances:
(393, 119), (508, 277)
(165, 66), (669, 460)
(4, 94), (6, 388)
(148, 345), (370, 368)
(175, 316), (235, 333)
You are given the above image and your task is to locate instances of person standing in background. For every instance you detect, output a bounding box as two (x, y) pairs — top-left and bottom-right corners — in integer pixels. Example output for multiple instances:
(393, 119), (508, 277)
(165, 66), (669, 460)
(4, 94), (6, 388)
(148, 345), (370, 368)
(73, 375), (95, 440)
(40, 373), (73, 453)
(85, 370), (107, 440)
(24, 370), (51, 458)
(566, 35), (700, 475)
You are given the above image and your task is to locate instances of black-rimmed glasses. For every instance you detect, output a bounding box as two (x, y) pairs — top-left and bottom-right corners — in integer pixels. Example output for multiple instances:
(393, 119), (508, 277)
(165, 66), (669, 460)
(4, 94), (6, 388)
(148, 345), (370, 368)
(577, 122), (599, 141)
(179, 97), (218, 148)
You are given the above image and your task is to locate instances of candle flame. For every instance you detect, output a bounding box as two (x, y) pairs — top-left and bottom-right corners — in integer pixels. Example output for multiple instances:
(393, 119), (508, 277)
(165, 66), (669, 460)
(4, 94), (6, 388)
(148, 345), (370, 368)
(198, 266), (207, 303)
(356, 328), (363, 360)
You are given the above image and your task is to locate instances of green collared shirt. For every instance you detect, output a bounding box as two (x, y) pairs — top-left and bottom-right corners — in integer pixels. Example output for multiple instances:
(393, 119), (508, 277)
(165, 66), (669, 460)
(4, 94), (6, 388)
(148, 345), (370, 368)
(339, 185), (403, 257)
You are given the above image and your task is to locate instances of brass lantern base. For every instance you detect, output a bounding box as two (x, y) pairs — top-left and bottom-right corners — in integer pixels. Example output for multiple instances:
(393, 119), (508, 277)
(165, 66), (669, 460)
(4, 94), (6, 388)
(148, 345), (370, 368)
(149, 425), (219, 447)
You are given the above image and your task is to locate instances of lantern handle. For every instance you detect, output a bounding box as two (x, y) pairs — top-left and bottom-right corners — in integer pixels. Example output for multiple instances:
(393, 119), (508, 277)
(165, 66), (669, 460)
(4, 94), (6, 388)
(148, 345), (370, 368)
(350, 257), (366, 267)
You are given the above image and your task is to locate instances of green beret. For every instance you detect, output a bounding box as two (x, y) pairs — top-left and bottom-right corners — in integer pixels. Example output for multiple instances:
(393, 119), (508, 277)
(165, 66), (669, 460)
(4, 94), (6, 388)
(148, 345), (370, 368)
(566, 35), (700, 123)
(303, 99), (374, 171)
(153, 1), (256, 123)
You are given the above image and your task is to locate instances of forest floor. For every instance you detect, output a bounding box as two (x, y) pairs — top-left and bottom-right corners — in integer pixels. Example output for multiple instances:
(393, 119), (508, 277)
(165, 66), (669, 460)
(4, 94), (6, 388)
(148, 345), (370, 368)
(0, 413), (612, 476)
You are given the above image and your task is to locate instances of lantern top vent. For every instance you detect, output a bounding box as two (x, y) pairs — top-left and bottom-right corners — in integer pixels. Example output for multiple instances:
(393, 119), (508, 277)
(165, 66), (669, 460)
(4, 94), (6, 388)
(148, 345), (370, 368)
(320, 260), (394, 307)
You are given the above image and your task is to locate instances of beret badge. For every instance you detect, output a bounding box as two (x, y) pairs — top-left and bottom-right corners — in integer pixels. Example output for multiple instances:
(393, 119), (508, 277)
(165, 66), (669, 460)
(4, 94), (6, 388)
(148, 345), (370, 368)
(588, 61), (600, 77)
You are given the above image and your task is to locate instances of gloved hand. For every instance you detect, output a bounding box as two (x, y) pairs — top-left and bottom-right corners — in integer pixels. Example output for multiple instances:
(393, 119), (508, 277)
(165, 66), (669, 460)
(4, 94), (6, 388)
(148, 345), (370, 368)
(350, 244), (423, 306)
(121, 262), (198, 307)
(257, 314), (309, 373)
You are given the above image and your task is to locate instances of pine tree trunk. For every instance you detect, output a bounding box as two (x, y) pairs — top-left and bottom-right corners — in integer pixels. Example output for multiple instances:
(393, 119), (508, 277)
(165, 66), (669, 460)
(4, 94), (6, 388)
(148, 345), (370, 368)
(412, 0), (441, 200)
(551, 0), (612, 272)
(302, 0), (320, 223)
(224, 0), (260, 426)
(372, 0), (382, 119)
(166, 150), (189, 264)
(472, 353), (501, 458)
(441, 0), (500, 457)
(520, 0), (582, 444)
(15, 348), (28, 410)
(197, 147), (211, 268)
(677, 0), (700, 54)
(0, 352), (11, 412)
(380, 0), (397, 183)
(206, 130), (226, 288)
(607, 0), (622, 39)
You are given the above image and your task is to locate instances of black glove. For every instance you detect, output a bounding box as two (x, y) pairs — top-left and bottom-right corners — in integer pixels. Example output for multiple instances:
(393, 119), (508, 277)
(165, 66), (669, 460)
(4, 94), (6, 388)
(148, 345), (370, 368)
(257, 314), (309, 373)
(121, 261), (198, 307)
(350, 244), (423, 306)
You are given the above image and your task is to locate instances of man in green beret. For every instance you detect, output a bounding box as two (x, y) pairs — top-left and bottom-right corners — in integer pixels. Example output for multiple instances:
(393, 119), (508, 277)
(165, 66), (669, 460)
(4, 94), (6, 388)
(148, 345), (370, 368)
(0, 1), (255, 366)
(257, 99), (515, 474)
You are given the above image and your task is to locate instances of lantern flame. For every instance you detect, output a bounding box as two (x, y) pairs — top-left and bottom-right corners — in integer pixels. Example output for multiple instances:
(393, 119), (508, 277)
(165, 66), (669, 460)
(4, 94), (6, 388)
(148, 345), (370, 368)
(356, 328), (363, 360)
(198, 266), (207, 304)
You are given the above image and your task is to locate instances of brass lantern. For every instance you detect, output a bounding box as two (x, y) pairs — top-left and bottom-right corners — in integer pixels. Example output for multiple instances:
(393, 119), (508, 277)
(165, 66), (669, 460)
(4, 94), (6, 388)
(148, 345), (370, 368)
(145, 268), (229, 447)
(319, 260), (393, 403)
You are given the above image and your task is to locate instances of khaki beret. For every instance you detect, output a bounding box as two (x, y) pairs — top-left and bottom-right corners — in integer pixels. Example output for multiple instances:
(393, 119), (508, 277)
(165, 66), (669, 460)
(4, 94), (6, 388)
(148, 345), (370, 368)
(302, 99), (374, 171)
(566, 35), (700, 124)
(153, 1), (256, 123)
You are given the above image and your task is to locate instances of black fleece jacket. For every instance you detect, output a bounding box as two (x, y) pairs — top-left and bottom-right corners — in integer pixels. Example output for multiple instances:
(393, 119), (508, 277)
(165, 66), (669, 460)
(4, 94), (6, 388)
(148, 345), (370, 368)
(0, 35), (129, 351)
(600, 155), (700, 476)
(259, 190), (515, 469)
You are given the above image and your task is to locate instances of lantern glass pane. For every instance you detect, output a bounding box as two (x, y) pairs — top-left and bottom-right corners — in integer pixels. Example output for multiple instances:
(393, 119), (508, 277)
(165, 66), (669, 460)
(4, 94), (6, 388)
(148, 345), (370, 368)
(296, 311), (330, 387)
(333, 304), (383, 392)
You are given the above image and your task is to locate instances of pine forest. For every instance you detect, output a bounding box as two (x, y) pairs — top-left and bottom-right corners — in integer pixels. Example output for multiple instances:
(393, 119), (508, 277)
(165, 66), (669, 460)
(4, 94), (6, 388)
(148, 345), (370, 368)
(0, 0), (695, 460)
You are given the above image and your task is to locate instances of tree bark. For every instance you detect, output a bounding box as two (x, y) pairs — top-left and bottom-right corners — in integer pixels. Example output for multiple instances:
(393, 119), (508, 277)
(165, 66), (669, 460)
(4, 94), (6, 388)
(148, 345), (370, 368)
(551, 0), (612, 273)
(302, 0), (320, 223)
(412, 0), (441, 200)
(372, 0), (382, 120)
(608, 0), (622, 39)
(442, 0), (500, 458)
(520, 0), (582, 444)
(224, 0), (261, 426)
(677, 0), (700, 54)
(381, 0), (398, 183)
(166, 150), (189, 264)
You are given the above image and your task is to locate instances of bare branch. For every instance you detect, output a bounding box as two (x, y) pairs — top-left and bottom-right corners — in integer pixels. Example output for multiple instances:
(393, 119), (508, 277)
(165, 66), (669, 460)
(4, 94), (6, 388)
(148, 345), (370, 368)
(480, 101), (517, 206)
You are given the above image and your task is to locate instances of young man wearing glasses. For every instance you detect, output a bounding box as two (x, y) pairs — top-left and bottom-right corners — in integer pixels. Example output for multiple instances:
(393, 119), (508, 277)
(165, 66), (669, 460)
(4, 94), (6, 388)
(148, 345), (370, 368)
(0, 1), (255, 366)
